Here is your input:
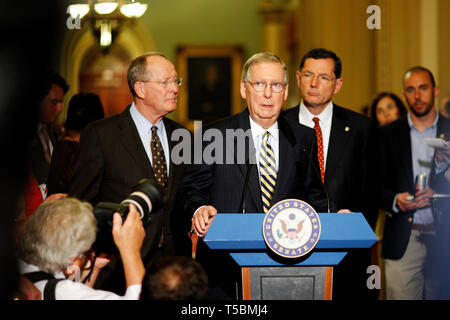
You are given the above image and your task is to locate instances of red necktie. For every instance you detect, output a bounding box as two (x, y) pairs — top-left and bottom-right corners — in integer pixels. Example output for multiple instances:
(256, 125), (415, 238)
(313, 117), (325, 182)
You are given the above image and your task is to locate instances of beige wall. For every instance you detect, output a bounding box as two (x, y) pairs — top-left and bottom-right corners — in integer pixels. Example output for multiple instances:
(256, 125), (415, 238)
(438, 0), (450, 102)
(58, 0), (449, 117)
(295, 0), (376, 112)
(290, 0), (448, 114)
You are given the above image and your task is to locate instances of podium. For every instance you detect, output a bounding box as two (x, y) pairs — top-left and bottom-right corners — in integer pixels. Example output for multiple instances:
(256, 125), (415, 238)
(204, 212), (377, 300)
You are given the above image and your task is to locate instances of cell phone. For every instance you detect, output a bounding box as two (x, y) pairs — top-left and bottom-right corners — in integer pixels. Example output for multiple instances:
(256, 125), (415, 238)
(406, 195), (414, 201)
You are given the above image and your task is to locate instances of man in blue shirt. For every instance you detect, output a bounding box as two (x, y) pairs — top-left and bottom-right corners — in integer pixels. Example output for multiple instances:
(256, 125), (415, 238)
(69, 53), (188, 293)
(379, 66), (450, 299)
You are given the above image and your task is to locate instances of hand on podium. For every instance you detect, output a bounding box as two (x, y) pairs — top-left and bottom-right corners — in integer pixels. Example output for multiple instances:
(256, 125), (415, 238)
(192, 205), (217, 237)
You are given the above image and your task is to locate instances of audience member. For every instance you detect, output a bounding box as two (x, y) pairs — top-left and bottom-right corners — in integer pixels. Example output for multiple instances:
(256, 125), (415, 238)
(370, 91), (408, 126)
(369, 91), (408, 299)
(47, 92), (104, 195)
(17, 198), (145, 300)
(142, 256), (208, 300)
(379, 66), (450, 299)
(30, 71), (69, 186)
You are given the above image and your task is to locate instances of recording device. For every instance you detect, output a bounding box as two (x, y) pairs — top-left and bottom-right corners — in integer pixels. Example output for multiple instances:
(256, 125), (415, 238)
(93, 178), (165, 253)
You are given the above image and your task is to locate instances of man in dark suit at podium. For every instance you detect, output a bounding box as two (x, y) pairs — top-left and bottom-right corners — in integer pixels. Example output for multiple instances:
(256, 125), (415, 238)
(69, 53), (187, 293)
(282, 48), (379, 300)
(178, 52), (332, 298)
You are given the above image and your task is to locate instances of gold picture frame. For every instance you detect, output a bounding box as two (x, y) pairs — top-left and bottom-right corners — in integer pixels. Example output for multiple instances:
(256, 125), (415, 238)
(176, 45), (244, 131)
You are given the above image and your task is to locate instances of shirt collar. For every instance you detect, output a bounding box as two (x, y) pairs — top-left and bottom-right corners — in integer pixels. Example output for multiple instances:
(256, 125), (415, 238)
(299, 101), (333, 125)
(248, 115), (279, 142)
(407, 110), (439, 132)
(130, 102), (165, 134)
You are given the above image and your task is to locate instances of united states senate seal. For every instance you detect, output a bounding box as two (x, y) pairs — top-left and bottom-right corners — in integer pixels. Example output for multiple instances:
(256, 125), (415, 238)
(262, 199), (321, 258)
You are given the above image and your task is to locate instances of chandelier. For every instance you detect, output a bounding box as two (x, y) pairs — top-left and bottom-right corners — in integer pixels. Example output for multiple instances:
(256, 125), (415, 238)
(67, 0), (148, 47)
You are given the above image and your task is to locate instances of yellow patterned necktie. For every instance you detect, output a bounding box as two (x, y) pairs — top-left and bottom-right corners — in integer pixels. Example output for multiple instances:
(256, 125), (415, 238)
(259, 131), (277, 213)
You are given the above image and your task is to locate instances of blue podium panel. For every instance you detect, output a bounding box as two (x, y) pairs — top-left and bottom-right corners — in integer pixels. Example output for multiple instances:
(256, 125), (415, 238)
(230, 251), (348, 266)
(204, 213), (377, 250)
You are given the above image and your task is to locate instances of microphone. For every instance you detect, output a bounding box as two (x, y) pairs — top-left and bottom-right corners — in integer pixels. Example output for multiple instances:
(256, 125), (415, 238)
(240, 162), (253, 213)
(302, 147), (331, 213)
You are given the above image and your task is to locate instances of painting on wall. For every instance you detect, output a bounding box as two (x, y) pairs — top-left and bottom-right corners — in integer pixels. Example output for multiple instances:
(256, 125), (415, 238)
(176, 45), (244, 130)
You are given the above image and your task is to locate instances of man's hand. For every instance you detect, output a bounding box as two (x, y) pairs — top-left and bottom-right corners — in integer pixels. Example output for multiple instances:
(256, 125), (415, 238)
(112, 204), (146, 287)
(83, 253), (111, 288)
(192, 205), (217, 237)
(112, 204), (145, 256)
(396, 192), (416, 212)
(414, 188), (434, 209)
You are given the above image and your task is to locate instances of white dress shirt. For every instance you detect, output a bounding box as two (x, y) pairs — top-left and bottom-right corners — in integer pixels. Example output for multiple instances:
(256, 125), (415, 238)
(193, 117), (280, 216)
(19, 259), (141, 300)
(130, 102), (170, 175)
(249, 115), (279, 178)
(298, 102), (333, 166)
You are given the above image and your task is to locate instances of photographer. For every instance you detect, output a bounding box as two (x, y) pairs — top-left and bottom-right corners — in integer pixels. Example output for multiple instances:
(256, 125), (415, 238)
(17, 197), (145, 300)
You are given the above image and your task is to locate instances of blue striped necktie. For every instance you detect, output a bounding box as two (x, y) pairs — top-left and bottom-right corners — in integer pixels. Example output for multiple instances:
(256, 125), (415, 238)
(259, 131), (277, 213)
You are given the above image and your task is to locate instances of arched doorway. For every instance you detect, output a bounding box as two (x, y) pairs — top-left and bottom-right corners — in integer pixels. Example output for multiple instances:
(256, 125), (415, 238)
(59, 21), (154, 120)
(79, 46), (132, 117)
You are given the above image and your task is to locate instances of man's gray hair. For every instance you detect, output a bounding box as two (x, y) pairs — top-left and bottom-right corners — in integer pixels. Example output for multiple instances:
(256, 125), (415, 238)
(127, 52), (169, 98)
(241, 52), (288, 85)
(18, 198), (97, 273)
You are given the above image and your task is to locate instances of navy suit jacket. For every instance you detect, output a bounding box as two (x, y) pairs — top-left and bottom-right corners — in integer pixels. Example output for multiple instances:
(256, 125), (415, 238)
(282, 104), (379, 227)
(179, 108), (331, 217)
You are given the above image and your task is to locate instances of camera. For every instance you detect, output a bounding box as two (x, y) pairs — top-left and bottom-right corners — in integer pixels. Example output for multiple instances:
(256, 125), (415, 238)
(93, 178), (165, 253)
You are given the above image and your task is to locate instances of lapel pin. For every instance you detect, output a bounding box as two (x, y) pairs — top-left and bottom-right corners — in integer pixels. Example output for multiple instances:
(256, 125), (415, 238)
(345, 126), (350, 132)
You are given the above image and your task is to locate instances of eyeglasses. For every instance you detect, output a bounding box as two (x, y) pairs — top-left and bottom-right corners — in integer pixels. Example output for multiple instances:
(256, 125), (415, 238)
(80, 249), (96, 284)
(139, 77), (182, 87)
(247, 81), (286, 93)
(300, 71), (336, 83)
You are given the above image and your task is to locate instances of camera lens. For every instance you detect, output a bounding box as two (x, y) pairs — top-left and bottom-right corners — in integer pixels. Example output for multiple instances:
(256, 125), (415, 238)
(92, 178), (165, 253)
(121, 191), (151, 219)
(119, 179), (164, 220)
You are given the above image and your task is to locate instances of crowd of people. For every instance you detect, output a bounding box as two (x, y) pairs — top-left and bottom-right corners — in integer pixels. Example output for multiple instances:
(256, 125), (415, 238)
(8, 47), (450, 300)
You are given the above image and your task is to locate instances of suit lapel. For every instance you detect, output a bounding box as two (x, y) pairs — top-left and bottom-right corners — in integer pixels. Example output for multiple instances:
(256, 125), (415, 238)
(163, 118), (181, 195)
(116, 107), (154, 177)
(236, 109), (263, 213)
(398, 117), (414, 188)
(325, 105), (351, 178)
(272, 116), (295, 203)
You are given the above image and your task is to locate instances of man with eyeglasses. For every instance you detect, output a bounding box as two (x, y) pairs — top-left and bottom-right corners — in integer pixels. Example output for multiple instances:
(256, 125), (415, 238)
(282, 48), (379, 300)
(178, 52), (331, 298)
(69, 52), (188, 294)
